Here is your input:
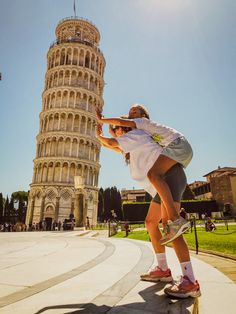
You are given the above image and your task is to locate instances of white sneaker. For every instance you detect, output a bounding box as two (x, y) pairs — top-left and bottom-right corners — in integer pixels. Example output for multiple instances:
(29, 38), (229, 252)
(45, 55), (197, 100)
(140, 266), (173, 282)
(160, 217), (190, 245)
(164, 275), (201, 298)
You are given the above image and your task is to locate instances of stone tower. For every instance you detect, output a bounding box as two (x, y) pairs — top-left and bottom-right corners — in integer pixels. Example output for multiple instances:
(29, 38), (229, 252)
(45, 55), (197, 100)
(26, 17), (105, 229)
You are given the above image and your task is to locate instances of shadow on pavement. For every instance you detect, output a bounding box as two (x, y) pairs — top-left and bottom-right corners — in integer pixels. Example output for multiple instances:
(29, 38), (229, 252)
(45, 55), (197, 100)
(35, 282), (198, 314)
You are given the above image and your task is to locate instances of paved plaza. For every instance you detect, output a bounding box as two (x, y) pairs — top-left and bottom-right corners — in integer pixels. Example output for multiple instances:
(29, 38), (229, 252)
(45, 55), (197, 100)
(0, 230), (235, 314)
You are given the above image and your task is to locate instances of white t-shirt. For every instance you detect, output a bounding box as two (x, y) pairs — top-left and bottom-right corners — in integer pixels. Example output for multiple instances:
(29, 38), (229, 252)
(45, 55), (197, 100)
(134, 117), (182, 147)
(116, 129), (163, 197)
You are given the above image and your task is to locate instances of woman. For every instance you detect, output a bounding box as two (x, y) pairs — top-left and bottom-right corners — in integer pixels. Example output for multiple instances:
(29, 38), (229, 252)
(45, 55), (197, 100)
(96, 123), (200, 299)
(96, 105), (193, 245)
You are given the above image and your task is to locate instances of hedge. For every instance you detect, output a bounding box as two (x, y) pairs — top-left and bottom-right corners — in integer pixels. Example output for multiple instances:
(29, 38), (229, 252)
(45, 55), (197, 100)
(122, 200), (219, 221)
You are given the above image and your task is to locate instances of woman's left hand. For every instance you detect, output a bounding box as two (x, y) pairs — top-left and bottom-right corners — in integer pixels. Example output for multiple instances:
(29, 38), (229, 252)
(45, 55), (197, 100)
(96, 123), (103, 137)
(96, 108), (103, 123)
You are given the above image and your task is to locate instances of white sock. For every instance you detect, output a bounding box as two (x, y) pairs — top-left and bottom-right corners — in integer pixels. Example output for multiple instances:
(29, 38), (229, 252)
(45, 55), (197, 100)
(180, 261), (196, 282)
(156, 253), (168, 271)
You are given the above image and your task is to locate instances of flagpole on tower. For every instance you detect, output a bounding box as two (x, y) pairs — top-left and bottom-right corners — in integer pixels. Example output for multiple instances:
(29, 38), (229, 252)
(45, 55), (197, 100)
(73, 0), (77, 17)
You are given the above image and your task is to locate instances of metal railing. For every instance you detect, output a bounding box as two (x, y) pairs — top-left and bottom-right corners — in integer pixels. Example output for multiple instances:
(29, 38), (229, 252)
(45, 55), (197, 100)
(49, 38), (103, 55)
(192, 217), (199, 254)
(57, 16), (98, 30)
(108, 218), (236, 255)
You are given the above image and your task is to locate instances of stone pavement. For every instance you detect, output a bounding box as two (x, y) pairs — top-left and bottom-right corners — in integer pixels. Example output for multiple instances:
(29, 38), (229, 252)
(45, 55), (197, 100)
(189, 250), (236, 284)
(0, 230), (235, 314)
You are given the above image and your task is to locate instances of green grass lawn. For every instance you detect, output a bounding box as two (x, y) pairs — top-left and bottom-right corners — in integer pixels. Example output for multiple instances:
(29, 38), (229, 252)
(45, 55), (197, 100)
(113, 225), (236, 257)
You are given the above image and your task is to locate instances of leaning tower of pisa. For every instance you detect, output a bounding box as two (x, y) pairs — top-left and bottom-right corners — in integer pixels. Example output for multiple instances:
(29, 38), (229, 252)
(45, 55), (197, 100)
(26, 17), (105, 229)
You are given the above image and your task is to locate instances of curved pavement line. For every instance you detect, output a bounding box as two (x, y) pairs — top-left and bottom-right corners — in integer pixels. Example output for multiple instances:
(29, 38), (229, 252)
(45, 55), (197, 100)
(0, 239), (115, 308)
(84, 239), (154, 313)
(1, 238), (70, 271)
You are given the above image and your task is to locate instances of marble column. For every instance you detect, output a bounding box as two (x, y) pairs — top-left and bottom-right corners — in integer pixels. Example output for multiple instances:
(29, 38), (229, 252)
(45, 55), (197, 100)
(39, 196), (45, 222)
(74, 190), (84, 227)
(78, 193), (84, 227)
(83, 198), (88, 227)
(71, 198), (75, 216)
(54, 197), (60, 222)
(28, 197), (35, 225)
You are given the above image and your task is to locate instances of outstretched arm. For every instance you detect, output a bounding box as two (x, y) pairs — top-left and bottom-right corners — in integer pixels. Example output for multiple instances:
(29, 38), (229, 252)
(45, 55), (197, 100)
(96, 108), (136, 128)
(96, 124), (122, 153)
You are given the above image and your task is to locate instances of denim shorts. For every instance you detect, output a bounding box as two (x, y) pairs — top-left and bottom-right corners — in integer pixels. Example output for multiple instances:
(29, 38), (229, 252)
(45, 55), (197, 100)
(161, 136), (193, 168)
(152, 163), (187, 204)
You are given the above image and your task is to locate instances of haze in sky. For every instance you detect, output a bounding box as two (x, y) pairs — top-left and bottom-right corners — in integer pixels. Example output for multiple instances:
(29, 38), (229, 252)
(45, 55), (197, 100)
(0, 0), (235, 197)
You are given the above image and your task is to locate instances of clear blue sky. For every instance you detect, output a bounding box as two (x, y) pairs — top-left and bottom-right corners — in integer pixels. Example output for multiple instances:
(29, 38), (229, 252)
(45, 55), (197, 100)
(0, 0), (235, 197)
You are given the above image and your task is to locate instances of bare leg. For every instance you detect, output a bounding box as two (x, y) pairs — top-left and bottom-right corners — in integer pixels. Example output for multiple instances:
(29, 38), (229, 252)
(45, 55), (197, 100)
(141, 201), (173, 281)
(161, 201), (168, 225)
(147, 155), (179, 221)
(161, 203), (199, 296)
(145, 201), (164, 253)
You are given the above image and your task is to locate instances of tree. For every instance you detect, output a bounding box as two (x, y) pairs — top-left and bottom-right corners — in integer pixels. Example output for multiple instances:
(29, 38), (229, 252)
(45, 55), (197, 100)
(18, 196), (26, 223)
(103, 188), (112, 220)
(97, 188), (104, 222)
(11, 191), (28, 223)
(182, 185), (195, 200)
(145, 192), (152, 202)
(110, 187), (121, 219)
(115, 190), (123, 220)
(8, 197), (15, 223)
(0, 193), (4, 223)
(110, 187), (116, 213)
(100, 186), (122, 221)
(4, 196), (10, 223)
(11, 191), (28, 202)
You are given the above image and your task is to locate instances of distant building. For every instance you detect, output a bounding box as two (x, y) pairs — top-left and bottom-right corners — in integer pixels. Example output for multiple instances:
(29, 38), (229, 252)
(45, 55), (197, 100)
(190, 167), (236, 215)
(122, 166), (236, 217)
(204, 167), (236, 215)
(189, 181), (212, 200)
(121, 189), (147, 202)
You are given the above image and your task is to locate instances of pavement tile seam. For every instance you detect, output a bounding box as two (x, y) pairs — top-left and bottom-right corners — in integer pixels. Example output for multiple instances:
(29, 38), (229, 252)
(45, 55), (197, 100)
(189, 251), (236, 283)
(0, 237), (69, 271)
(1, 242), (38, 256)
(0, 238), (115, 309)
(0, 283), (30, 288)
(1, 237), (142, 313)
(2, 232), (234, 314)
(83, 238), (197, 314)
(76, 231), (92, 237)
(81, 239), (154, 313)
(0, 240), (96, 287)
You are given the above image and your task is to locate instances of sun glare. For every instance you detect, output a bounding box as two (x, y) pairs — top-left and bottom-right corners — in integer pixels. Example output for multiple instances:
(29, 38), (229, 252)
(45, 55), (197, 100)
(142, 0), (187, 12)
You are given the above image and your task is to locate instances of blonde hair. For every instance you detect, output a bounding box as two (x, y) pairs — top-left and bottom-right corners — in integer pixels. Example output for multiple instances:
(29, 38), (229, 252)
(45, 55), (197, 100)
(130, 103), (150, 119)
